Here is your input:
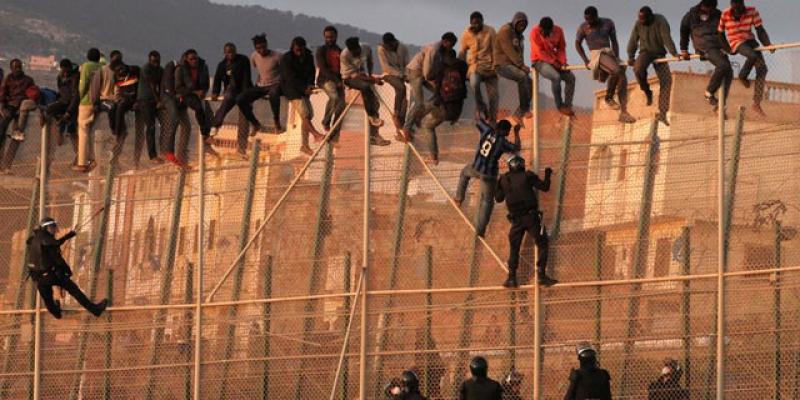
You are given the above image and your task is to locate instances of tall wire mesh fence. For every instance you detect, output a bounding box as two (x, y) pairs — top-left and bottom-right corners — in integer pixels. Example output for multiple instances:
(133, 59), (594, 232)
(0, 44), (799, 399)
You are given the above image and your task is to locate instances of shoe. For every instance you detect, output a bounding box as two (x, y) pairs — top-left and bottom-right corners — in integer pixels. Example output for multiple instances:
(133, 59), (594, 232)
(740, 77), (751, 89)
(557, 106), (575, 117)
(605, 98), (621, 110)
(369, 135), (391, 146)
(503, 273), (519, 288)
(10, 130), (25, 141)
(210, 127), (219, 137)
(369, 116), (384, 127)
(751, 103), (766, 117)
(250, 124), (262, 137)
(299, 145), (313, 156)
(655, 112), (670, 126)
(644, 90), (653, 106)
(91, 298), (109, 317)
(704, 91), (719, 107)
(538, 275), (559, 287)
(618, 112), (636, 124)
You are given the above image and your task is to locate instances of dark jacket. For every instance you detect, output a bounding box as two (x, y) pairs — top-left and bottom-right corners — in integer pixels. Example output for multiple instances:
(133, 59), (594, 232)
(400, 393), (427, 400)
(280, 49), (316, 100)
(563, 367), (612, 400)
(26, 228), (76, 279)
(161, 61), (177, 97)
(137, 63), (163, 102)
(432, 56), (468, 121)
(211, 54), (252, 97)
(57, 67), (80, 115)
(459, 377), (503, 400)
(175, 58), (210, 98)
(648, 378), (688, 400)
(680, 3), (725, 53)
(496, 169), (551, 217)
(0, 73), (36, 108)
(315, 44), (342, 86)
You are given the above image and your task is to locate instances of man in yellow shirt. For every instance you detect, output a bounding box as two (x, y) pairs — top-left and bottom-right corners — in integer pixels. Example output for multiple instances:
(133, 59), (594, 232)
(459, 11), (498, 123)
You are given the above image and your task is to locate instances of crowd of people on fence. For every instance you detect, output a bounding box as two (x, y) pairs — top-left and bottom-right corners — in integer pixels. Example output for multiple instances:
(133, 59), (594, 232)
(0, 0), (774, 174)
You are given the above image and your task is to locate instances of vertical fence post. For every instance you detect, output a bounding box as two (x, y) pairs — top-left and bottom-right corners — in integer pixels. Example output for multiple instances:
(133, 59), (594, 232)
(102, 270), (114, 400)
(423, 247), (434, 396)
(723, 107), (745, 266)
(219, 140), (261, 399)
(374, 146), (411, 390)
(294, 141), (335, 399)
(0, 172), (39, 400)
(339, 252), (352, 400)
(69, 164), (115, 400)
(193, 129), (206, 400)
(32, 126), (48, 400)
(681, 227), (692, 393)
(454, 207), (484, 398)
(774, 222), (783, 400)
(620, 120), (659, 397)
(359, 105), (371, 400)
(715, 86), (727, 400)
(183, 263), (194, 400)
(594, 233), (605, 352)
(261, 255), (273, 400)
(549, 120), (572, 241)
(531, 67), (543, 400)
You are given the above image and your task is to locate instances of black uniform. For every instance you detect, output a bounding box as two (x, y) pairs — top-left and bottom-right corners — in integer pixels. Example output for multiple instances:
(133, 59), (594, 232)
(495, 168), (551, 275)
(563, 367), (612, 400)
(459, 377), (503, 400)
(647, 378), (688, 400)
(26, 228), (103, 318)
(401, 393), (427, 400)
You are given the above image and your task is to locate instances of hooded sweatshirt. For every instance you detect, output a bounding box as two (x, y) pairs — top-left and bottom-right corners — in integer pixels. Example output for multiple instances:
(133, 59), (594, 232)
(493, 12), (528, 69)
(680, 3), (724, 53)
(57, 67), (80, 115)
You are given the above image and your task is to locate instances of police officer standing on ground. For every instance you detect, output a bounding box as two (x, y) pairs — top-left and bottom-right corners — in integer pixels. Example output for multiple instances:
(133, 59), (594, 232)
(26, 217), (108, 319)
(399, 370), (428, 400)
(563, 342), (612, 400)
(500, 369), (523, 400)
(647, 358), (688, 400)
(495, 154), (557, 287)
(459, 356), (503, 400)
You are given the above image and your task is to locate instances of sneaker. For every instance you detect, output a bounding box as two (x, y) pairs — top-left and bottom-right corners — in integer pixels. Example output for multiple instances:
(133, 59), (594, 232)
(90, 298), (109, 317)
(704, 91), (719, 107)
(209, 127), (219, 137)
(557, 106), (575, 117)
(656, 112), (670, 126)
(299, 145), (313, 156)
(644, 90), (653, 106)
(10, 130), (24, 141)
(368, 116), (384, 127)
(503, 275), (519, 289)
(751, 103), (766, 117)
(369, 135), (391, 146)
(739, 77), (751, 89)
(618, 112), (636, 124)
(605, 98), (621, 110)
(538, 275), (559, 287)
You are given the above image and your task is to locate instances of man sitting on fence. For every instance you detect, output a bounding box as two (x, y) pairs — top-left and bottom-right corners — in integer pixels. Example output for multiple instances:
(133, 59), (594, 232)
(237, 33), (283, 139)
(340, 36), (391, 146)
(0, 59), (38, 175)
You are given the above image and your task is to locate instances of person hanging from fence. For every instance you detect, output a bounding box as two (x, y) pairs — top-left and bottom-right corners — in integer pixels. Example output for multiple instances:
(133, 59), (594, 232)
(454, 119), (520, 237)
(26, 217), (108, 319)
(500, 369), (523, 400)
(175, 48), (220, 159)
(377, 32), (410, 138)
(627, 6), (679, 126)
(563, 342), (612, 400)
(718, 0), (773, 116)
(44, 59), (80, 166)
(402, 32), (458, 140)
(647, 358), (689, 400)
(237, 33), (283, 141)
(459, 356), (503, 400)
(134, 50), (165, 167)
(494, 12), (532, 126)
(340, 36), (391, 146)
(576, 6), (636, 124)
(209, 42), (252, 137)
(531, 16), (576, 118)
(680, 0), (732, 113)
(0, 59), (38, 175)
(417, 48), (468, 165)
(281, 36), (323, 156)
(495, 154), (556, 287)
(460, 11), (499, 125)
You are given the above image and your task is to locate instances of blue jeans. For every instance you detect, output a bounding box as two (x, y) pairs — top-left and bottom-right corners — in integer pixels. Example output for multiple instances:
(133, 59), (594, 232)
(469, 72), (499, 122)
(321, 81), (345, 135)
(419, 105), (445, 159)
(533, 62), (575, 108)
(495, 64), (532, 117)
(455, 165), (497, 236)
(735, 39), (768, 105)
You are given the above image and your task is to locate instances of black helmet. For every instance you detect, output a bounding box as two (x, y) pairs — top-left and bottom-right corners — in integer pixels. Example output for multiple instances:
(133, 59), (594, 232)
(469, 356), (488, 378)
(400, 370), (419, 393)
(40, 217), (57, 228)
(576, 342), (597, 365)
(507, 154), (525, 172)
(502, 369), (523, 387)
(662, 358), (683, 381)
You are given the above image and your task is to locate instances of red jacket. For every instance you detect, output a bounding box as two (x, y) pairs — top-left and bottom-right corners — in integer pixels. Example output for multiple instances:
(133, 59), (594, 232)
(0, 73), (35, 108)
(530, 25), (567, 68)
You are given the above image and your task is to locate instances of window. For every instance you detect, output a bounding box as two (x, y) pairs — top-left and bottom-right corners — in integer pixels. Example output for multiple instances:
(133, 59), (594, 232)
(744, 244), (773, 271)
(589, 146), (612, 184)
(654, 238), (672, 277)
(617, 149), (628, 181)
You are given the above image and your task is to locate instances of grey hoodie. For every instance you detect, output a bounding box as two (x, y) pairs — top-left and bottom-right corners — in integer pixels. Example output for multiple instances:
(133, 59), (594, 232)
(493, 12), (528, 69)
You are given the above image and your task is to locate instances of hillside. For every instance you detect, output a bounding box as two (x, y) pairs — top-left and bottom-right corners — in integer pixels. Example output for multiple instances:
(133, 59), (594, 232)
(0, 0), (385, 63)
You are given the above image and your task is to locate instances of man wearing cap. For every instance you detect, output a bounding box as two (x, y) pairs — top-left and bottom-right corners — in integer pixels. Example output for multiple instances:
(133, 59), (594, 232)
(26, 217), (108, 319)
(495, 154), (556, 287)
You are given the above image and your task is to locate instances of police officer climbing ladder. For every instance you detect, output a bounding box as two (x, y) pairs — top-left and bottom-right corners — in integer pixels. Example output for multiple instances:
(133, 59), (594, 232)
(26, 217), (108, 319)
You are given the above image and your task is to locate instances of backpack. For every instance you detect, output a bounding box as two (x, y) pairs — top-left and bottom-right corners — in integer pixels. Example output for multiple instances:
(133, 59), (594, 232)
(39, 88), (58, 106)
(439, 66), (466, 103)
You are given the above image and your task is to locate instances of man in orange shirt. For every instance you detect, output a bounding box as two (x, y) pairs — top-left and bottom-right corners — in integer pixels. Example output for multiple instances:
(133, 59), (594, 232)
(530, 17), (575, 117)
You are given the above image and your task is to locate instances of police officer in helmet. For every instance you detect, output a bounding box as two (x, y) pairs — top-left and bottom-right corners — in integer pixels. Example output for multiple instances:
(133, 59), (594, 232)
(26, 217), (108, 319)
(501, 369), (523, 400)
(495, 154), (557, 287)
(400, 370), (427, 400)
(563, 342), (612, 400)
(459, 356), (503, 400)
(647, 358), (688, 400)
